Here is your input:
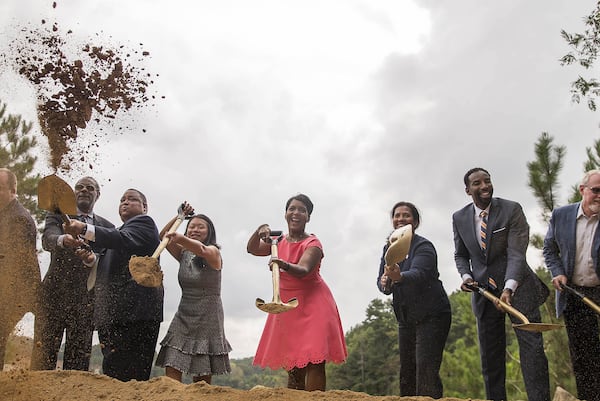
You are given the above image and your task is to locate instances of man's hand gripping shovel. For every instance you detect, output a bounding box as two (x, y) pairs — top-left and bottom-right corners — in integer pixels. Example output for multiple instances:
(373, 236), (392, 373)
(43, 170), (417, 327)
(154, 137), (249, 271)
(255, 230), (299, 314)
(465, 282), (563, 332)
(37, 174), (90, 251)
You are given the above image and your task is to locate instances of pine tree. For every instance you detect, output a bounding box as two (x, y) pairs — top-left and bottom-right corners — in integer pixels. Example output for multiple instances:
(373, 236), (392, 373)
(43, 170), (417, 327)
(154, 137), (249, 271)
(0, 100), (43, 223)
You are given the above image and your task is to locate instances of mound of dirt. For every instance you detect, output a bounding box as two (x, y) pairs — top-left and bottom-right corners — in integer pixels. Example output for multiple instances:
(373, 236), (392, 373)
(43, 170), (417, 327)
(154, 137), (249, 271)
(0, 369), (481, 401)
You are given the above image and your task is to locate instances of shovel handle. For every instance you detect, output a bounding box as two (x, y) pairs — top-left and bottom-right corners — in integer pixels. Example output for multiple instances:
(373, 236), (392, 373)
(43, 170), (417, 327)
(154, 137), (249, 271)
(152, 216), (184, 258)
(270, 235), (282, 303)
(561, 283), (600, 315)
(465, 283), (530, 324)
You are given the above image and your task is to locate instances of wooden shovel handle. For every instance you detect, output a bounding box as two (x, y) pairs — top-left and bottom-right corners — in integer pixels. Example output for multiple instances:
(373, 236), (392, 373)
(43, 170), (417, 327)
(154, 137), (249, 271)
(152, 217), (184, 258)
(479, 288), (530, 324)
(270, 239), (282, 303)
(561, 283), (600, 315)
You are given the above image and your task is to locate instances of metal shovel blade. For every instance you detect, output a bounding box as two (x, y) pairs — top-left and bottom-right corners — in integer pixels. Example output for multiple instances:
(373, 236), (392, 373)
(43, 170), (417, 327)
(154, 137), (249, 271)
(512, 322), (564, 332)
(256, 297), (299, 314)
(38, 174), (77, 216)
(384, 224), (412, 266)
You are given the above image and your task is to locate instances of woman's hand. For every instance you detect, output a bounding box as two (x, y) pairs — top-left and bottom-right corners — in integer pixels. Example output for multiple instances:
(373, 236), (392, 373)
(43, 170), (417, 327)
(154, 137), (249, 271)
(165, 231), (185, 245)
(269, 257), (290, 272)
(256, 224), (271, 241)
(181, 201), (195, 217)
(384, 263), (402, 283)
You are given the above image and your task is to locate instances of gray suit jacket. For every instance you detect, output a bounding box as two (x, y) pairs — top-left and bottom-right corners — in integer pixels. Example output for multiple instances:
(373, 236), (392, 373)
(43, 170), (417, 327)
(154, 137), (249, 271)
(543, 202), (600, 316)
(453, 198), (549, 317)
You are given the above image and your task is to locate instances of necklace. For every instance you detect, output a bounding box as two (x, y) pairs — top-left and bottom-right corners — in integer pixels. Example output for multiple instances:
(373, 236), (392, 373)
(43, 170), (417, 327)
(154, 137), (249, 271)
(287, 233), (307, 243)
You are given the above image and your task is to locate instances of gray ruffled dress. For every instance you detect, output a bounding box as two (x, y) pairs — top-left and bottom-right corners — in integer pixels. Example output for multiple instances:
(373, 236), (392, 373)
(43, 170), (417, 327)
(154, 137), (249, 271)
(155, 250), (232, 376)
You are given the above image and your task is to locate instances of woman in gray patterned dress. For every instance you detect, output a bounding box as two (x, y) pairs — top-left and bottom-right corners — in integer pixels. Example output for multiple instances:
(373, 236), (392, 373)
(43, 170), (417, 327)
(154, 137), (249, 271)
(155, 207), (231, 383)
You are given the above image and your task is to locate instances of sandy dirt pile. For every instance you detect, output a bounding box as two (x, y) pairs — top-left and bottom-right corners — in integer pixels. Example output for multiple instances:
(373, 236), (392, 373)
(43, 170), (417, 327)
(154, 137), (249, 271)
(0, 369), (479, 401)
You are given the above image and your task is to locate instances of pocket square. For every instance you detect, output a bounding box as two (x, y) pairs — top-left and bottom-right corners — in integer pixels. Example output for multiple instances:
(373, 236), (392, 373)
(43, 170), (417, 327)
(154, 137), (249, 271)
(492, 227), (506, 234)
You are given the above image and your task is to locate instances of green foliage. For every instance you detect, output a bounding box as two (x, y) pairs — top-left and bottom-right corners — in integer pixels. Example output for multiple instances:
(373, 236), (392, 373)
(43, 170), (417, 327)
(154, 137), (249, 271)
(440, 290), (485, 399)
(212, 357), (287, 389)
(560, 2), (600, 111)
(526, 132), (565, 222)
(0, 100), (43, 223)
(567, 138), (600, 203)
(327, 298), (399, 395)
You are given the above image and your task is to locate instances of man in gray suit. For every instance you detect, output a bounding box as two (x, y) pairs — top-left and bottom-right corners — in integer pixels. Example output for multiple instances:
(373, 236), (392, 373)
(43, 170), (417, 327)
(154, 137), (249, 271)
(453, 167), (550, 401)
(31, 176), (114, 371)
(543, 169), (600, 401)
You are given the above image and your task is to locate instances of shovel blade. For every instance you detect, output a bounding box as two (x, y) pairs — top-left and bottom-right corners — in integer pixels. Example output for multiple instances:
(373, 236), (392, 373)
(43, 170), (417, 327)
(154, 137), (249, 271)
(385, 225), (413, 266)
(255, 297), (299, 314)
(512, 323), (564, 332)
(38, 174), (77, 215)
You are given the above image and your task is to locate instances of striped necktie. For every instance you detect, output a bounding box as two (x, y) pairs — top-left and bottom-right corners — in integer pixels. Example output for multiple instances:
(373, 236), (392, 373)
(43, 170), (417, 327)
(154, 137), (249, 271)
(480, 210), (488, 252)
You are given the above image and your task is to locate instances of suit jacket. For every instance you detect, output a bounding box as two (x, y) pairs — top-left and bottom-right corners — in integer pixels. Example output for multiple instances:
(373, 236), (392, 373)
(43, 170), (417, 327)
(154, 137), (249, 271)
(0, 198), (40, 313)
(453, 197), (549, 317)
(377, 233), (450, 324)
(41, 212), (114, 304)
(92, 214), (163, 327)
(543, 202), (600, 316)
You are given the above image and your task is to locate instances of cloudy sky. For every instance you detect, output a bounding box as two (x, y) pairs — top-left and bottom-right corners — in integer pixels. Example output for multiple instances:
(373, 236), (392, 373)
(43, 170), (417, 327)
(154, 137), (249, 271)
(1, 0), (599, 359)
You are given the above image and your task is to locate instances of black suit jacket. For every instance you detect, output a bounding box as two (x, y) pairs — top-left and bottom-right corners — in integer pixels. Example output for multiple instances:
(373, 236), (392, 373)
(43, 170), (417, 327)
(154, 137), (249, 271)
(92, 214), (163, 327)
(453, 198), (548, 317)
(377, 233), (450, 324)
(41, 212), (114, 303)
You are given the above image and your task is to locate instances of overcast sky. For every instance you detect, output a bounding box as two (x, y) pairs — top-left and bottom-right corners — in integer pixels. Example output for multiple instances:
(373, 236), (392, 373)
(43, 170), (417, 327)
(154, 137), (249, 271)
(1, 1), (599, 359)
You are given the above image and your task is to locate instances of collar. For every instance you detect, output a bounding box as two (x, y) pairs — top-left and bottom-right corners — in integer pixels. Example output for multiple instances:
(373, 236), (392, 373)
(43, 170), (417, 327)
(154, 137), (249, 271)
(473, 203), (490, 217)
(577, 203), (598, 220)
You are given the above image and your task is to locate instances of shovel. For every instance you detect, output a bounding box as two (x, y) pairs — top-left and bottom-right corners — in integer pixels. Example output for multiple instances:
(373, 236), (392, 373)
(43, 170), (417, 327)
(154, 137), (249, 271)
(466, 283), (563, 332)
(128, 203), (187, 288)
(560, 283), (600, 315)
(255, 230), (299, 314)
(37, 174), (77, 224)
(384, 224), (413, 266)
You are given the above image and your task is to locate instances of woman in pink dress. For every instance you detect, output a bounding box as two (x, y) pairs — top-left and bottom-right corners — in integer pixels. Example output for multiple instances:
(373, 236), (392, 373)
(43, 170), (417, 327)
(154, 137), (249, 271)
(246, 193), (347, 391)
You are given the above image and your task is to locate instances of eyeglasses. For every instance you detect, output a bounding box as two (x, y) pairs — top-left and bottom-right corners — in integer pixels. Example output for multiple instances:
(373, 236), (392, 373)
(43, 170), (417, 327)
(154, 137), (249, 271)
(75, 184), (96, 192)
(585, 186), (600, 195)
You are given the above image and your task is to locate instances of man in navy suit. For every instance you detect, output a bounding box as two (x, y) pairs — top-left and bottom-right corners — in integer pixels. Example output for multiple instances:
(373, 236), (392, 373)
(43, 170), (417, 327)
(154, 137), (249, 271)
(65, 188), (162, 381)
(453, 167), (550, 401)
(31, 176), (114, 371)
(543, 169), (600, 401)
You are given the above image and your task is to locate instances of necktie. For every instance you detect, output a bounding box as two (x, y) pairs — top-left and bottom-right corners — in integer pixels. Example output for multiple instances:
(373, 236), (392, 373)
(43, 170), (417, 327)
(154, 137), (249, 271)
(87, 261), (97, 291)
(480, 210), (488, 253)
(79, 215), (96, 290)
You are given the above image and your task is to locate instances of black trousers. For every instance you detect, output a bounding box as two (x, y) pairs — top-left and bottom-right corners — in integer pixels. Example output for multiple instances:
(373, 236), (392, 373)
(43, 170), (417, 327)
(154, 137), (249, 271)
(476, 303), (550, 401)
(98, 320), (160, 382)
(564, 286), (600, 401)
(398, 311), (451, 398)
(31, 296), (94, 371)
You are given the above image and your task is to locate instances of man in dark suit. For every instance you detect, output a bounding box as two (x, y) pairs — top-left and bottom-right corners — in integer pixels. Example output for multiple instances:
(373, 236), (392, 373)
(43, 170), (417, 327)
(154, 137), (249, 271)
(452, 167), (550, 401)
(31, 176), (114, 371)
(543, 169), (600, 401)
(64, 188), (162, 381)
(0, 168), (40, 371)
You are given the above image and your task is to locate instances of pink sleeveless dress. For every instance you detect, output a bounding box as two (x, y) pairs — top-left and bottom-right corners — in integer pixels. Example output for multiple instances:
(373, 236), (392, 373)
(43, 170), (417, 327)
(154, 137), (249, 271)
(253, 234), (347, 370)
